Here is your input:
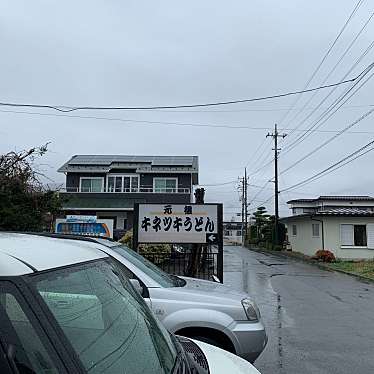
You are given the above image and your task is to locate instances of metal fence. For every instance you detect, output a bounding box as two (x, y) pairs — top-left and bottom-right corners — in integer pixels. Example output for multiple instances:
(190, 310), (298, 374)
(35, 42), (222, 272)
(141, 249), (219, 281)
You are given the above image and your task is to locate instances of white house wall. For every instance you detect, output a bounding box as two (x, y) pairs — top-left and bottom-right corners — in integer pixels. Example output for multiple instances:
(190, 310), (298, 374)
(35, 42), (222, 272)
(286, 216), (374, 260)
(287, 219), (323, 257)
(323, 216), (374, 260)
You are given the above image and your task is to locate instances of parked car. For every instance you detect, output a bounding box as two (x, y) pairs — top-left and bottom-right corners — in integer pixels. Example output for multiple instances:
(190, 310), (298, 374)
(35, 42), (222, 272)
(0, 233), (261, 374)
(92, 237), (268, 363)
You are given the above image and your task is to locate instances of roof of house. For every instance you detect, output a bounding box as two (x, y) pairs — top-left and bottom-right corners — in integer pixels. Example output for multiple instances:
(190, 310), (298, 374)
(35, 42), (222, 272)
(281, 207), (374, 221)
(287, 195), (374, 204)
(58, 155), (199, 184)
(0, 233), (107, 276)
(58, 155), (198, 172)
(317, 207), (374, 216)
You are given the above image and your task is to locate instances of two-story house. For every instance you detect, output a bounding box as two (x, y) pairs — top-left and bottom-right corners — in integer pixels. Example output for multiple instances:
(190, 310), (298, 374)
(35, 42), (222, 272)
(281, 195), (374, 260)
(58, 155), (198, 239)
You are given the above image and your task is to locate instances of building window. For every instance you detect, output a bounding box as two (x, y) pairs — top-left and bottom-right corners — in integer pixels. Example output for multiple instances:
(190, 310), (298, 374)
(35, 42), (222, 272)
(107, 175), (139, 192)
(292, 224), (297, 236)
(340, 224), (367, 247)
(153, 178), (177, 193)
(236, 230), (242, 237)
(80, 177), (103, 192)
(312, 223), (320, 237)
(224, 230), (230, 236)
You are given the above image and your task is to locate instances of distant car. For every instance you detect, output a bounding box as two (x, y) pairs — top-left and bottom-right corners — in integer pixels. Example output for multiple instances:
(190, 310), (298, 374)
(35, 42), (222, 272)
(92, 237), (268, 363)
(0, 233), (261, 374)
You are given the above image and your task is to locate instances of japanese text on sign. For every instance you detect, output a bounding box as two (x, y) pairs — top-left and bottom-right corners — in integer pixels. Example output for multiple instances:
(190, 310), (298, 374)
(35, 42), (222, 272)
(137, 203), (219, 244)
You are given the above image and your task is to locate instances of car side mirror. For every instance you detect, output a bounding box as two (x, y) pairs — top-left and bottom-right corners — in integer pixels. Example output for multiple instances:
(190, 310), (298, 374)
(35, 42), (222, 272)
(129, 279), (143, 295)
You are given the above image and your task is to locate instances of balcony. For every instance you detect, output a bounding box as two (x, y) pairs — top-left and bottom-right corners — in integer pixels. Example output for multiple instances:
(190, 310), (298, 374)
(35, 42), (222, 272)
(61, 186), (191, 194)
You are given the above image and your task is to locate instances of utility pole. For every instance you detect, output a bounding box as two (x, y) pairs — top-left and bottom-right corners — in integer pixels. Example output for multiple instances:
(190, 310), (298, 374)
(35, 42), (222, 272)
(239, 170), (249, 244)
(244, 167), (248, 242)
(266, 124), (287, 246)
(240, 176), (245, 244)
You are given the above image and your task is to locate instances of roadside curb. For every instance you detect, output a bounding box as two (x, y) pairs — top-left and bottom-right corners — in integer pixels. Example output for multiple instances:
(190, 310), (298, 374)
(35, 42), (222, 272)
(244, 245), (374, 284)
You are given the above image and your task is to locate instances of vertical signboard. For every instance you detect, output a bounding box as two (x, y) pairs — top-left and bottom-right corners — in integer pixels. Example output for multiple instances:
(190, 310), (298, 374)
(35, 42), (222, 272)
(133, 203), (223, 282)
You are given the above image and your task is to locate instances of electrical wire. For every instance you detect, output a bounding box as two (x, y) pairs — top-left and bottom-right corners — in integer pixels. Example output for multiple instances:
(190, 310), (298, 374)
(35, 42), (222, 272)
(279, 45), (373, 151)
(244, 138), (267, 169)
(277, 0), (365, 127)
(198, 180), (238, 187)
(0, 76), (361, 112)
(281, 139), (374, 192)
(280, 107), (374, 174)
(282, 41), (374, 150)
(84, 103), (373, 113)
(284, 12), (374, 139)
(282, 62), (374, 154)
(248, 194), (275, 213)
(249, 61), (374, 176)
(2, 108), (374, 135)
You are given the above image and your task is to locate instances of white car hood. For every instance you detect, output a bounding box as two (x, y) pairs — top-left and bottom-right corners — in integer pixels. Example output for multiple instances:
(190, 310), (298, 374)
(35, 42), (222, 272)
(192, 339), (261, 374)
(180, 276), (248, 299)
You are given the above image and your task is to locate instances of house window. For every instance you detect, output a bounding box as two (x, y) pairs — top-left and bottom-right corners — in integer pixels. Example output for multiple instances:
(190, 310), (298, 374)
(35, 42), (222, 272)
(292, 224), (297, 236)
(131, 176), (139, 192)
(107, 175), (139, 192)
(312, 223), (320, 237)
(154, 178), (177, 193)
(80, 178), (103, 192)
(340, 224), (367, 246)
(236, 230), (242, 237)
(107, 176), (122, 192)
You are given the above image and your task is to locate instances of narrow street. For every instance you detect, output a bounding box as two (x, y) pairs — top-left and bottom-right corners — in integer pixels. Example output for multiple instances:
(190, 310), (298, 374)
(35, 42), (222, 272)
(223, 245), (374, 374)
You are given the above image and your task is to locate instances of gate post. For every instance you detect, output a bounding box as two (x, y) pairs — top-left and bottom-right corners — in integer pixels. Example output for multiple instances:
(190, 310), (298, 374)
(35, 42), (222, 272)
(217, 203), (224, 283)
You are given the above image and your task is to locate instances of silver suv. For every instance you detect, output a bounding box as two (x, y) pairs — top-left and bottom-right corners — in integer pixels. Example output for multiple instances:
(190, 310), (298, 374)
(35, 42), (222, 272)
(93, 238), (268, 363)
(0, 233), (261, 374)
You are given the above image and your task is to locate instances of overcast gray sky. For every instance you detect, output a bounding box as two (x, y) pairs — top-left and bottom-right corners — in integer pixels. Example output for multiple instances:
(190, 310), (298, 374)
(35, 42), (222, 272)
(1, 0), (373, 219)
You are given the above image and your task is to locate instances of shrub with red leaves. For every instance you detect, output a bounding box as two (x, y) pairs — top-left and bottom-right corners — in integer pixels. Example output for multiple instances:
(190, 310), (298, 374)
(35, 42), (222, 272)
(313, 249), (336, 263)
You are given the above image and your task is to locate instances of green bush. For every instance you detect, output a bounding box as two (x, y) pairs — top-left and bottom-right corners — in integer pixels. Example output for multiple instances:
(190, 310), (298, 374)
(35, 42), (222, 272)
(273, 244), (283, 251)
(119, 230), (171, 264)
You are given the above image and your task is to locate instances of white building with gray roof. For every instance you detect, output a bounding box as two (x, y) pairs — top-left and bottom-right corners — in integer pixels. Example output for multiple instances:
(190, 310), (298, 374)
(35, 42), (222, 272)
(281, 196), (374, 260)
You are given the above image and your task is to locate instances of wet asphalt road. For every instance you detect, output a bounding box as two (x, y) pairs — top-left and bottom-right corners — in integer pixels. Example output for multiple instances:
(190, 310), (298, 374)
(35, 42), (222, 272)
(223, 245), (374, 374)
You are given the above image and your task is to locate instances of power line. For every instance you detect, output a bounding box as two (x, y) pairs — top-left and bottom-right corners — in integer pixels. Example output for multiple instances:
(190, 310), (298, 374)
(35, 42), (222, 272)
(282, 62), (374, 154)
(280, 43), (374, 150)
(248, 156), (274, 177)
(280, 107), (374, 175)
(198, 180), (238, 187)
(0, 76), (361, 112)
(248, 194), (275, 213)
(244, 138), (267, 168)
(282, 9), (373, 133)
(258, 60), (374, 173)
(282, 138), (374, 192)
(69, 103), (372, 113)
(4, 108), (374, 134)
(278, 0), (365, 127)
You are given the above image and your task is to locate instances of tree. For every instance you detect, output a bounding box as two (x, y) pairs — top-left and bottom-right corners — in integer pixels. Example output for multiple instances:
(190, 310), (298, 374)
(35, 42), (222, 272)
(252, 206), (270, 241)
(0, 145), (62, 232)
(253, 210), (286, 249)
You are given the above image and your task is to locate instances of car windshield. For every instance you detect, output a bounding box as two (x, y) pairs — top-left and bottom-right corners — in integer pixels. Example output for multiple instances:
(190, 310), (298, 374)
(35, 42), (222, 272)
(110, 244), (186, 288)
(30, 258), (177, 374)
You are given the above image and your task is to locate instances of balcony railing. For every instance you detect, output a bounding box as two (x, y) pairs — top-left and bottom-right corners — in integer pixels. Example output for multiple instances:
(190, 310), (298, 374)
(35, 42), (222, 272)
(61, 186), (191, 194)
